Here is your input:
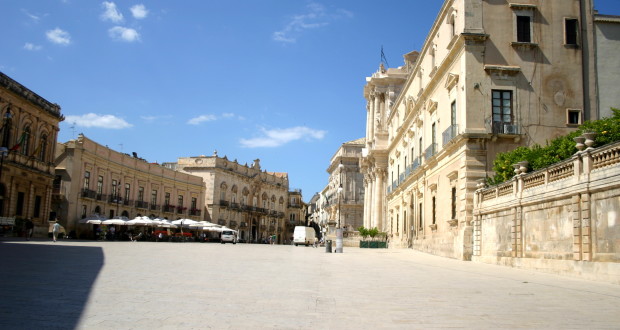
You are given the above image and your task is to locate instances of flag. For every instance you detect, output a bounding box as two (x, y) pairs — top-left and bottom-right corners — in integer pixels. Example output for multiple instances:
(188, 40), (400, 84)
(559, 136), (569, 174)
(381, 46), (389, 67)
(9, 131), (26, 151)
(30, 139), (43, 158)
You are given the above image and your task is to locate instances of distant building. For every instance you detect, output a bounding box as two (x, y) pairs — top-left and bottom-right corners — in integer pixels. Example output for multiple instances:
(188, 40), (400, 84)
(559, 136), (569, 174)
(594, 13), (620, 118)
(169, 153), (302, 244)
(53, 134), (204, 238)
(324, 138), (365, 232)
(0, 72), (63, 237)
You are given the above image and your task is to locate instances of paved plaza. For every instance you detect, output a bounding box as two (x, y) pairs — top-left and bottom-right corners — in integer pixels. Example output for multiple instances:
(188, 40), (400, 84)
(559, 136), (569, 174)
(1, 238), (619, 329)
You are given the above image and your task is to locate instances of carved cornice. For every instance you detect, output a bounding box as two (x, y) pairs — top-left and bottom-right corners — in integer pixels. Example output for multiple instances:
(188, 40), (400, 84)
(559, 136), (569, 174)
(0, 72), (63, 120)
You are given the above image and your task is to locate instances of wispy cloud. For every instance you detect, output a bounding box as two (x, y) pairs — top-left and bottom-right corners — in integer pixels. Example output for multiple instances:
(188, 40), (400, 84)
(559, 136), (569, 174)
(46, 28), (71, 45)
(108, 26), (140, 42)
(65, 113), (132, 129)
(272, 2), (352, 43)
(24, 43), (42, 51)
(187, 113), (244, 125)
(141, 115), (172, 122)
(240, 126), (326, 148)
(22, 10), (41, 22)
(130, 4), (148, 19)
(101, 1), (123, 23)
(187, 115), (217, 125)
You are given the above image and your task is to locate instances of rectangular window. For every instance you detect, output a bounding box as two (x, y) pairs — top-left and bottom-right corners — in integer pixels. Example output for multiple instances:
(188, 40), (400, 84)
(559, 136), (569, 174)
(83, 171), (90, 189)
(81, 205), (87, 218)
(565, 18), (578, 45)
(432, 196), (436, 225)
(165, 192), (171, 206)
(431, 123), (437, 154)
(34, 195), (41, 218)
(419, 202), (423, 229)
(111, 179), (118, 197)
(124, 183), (130, 201)
(567, 109), (582, 125)
(451, 187), (457, 219)
(517, 15), (531, 42)
(492, 90), (513, 124)
(16, 192), (25, 216)
(178, 195), (184, 207)
(451, 101), (457, 127)
(97, 176), (104, 194)
(138, 186), (144, 202)
(151, 190), (158, 205)
(191, 197), (197, 210)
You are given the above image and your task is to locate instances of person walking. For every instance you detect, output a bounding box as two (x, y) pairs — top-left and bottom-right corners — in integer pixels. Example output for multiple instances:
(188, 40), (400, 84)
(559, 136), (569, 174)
(25, 219), (34, 240)
(52, 221), (61, 242)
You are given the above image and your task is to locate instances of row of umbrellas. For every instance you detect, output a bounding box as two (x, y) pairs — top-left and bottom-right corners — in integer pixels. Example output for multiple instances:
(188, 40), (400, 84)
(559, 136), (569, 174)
(78, 215), (236, 232)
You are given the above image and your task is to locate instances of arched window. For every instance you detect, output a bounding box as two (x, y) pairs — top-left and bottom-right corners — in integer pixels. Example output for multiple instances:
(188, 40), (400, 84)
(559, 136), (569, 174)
(39, 134), (48, 161)
(21, 126), (31, 156)
(1, 108), (12, 148)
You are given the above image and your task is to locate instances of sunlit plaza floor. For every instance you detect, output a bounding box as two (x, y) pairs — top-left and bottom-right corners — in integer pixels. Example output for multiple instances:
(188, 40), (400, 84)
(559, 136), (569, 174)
(1, 238), (619, 329)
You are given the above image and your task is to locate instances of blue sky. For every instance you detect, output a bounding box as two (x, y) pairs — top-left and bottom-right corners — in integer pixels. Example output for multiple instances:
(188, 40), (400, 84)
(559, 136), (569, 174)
(2, 1), (620, 202)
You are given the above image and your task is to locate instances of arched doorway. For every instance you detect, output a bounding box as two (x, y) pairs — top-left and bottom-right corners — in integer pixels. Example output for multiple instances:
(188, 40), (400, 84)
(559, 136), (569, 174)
(251, 218), (257, 243)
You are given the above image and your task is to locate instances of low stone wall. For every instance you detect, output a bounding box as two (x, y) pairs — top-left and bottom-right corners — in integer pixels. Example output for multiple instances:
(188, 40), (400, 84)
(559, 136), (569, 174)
(473, 141), (620, 283)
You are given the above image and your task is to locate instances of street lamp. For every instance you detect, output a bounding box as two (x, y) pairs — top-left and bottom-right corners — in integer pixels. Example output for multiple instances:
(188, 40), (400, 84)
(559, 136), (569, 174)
(337, 161), (344, 229)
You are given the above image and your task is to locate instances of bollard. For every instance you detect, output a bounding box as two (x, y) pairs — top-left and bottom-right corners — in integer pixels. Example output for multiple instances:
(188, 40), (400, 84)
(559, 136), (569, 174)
(325, 240), (332, 253)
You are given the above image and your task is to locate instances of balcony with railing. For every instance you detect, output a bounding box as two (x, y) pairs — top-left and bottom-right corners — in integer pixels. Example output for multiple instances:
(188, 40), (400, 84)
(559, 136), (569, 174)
(230, 202), (239, 210)
(442, 124), (458, 145)
(425, 143), (438, 160)
(135, 201), (148, 209)
(108, 195), (122, 204)
(81, 189), (96, 199)
(492, 122), (520, 135)
(176, 206), (186, 214)
(189, 208), (201, 216)
(150, 203), (159, 211)
(220, 200), (229, 208)
(96, 193), (106, 201)
(163, 204), (175, 213)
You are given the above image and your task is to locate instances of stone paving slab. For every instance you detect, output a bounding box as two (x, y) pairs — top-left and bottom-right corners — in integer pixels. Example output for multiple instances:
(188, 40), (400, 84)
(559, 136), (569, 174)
(0, 238), (619, 329)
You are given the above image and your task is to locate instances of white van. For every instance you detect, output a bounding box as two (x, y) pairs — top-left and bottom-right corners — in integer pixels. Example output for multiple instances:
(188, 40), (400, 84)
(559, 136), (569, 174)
(293, 226), (316, 246)
(221, 230), (237, 244)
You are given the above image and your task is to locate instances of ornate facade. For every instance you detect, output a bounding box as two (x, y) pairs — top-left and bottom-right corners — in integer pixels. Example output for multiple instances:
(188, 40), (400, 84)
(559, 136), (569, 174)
(362, 0), (601, 259)
(324, 138), (365, 232)
(172, 153), (302, 244)
(0, 72), (63, 236)
(53, 134), (204, 237)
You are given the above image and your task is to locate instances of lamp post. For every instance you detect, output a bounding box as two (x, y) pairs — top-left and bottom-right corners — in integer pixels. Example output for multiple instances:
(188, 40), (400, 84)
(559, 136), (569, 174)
(336, 160), (344, 253)
(0, 147), (8, 216)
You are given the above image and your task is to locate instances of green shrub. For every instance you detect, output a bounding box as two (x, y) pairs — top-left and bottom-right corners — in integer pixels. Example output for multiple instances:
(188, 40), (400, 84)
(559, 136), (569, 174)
(490, 108), (620, 185)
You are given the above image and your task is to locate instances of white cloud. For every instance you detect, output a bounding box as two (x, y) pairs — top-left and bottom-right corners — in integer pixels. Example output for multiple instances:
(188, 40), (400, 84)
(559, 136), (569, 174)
(187, 115), (217, 125)
(101, 1), (124, 23)
(108, 26), (140, 42)
(24, 43), (42, 51)
(65, 113), (133, 129)
(240, 126), (326, 148)
(130, 4), (148, 19)
(46, 28), (71, 45)
(273, 2), (351, 43)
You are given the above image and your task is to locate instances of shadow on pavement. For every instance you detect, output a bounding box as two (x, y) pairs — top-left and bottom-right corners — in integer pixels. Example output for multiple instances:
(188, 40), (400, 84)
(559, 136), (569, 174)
(0, 241), (104, 329)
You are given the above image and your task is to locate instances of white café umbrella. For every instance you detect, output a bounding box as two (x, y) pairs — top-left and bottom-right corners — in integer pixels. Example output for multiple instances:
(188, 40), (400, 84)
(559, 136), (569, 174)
(188, 221), (220, 228)
(126, 216), (153, 226)
(79, 214), (108, 225)
(158, 219), (178, 228)
(171, 219), (199, 227)
(102, 217), (129, 225)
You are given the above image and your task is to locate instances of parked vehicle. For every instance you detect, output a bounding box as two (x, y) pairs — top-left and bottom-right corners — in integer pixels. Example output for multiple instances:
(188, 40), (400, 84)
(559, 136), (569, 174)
(293, 226), (316, 246)
(221, 230), (237, 244)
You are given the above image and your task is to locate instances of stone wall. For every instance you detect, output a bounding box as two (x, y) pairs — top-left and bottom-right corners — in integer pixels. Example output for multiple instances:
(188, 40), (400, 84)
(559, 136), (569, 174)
(473, 141), (620, 284)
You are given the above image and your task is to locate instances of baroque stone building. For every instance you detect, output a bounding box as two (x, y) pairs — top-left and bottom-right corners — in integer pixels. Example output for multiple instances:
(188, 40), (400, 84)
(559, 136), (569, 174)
(324, 138), (365, 232)
(361, 0), (606, 259)
(170, 153), (302, 244)
(0, 72), (63, 237)
(53, 134), (204, 237)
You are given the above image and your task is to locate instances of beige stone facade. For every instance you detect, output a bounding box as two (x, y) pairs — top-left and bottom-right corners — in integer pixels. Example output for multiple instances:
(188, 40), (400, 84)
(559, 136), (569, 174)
(0, 72), (63, 237)
(172, 154), (301, 244)
(362, 0), (601, 258)
(324, 138), (365, 233)
(473, 141), (620, 284)
(53, 134), (204, 238)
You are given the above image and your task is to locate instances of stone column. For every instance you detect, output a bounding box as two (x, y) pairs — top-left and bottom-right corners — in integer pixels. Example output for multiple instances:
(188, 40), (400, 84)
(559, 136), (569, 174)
(373, 168), (385, 231)
(369, 93), (376, 143)
(572, 194), (582, 261)
(581, 193), (592, 261)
